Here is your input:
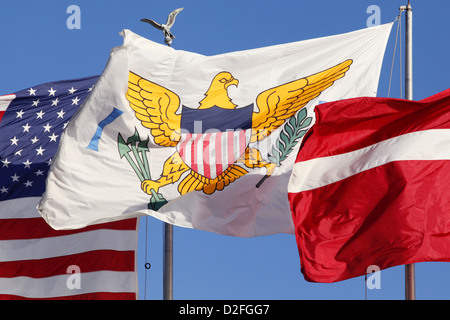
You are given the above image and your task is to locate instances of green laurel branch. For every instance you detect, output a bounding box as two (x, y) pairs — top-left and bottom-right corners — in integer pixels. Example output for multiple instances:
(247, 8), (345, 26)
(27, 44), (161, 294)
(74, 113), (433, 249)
(268, 108), (312, 167)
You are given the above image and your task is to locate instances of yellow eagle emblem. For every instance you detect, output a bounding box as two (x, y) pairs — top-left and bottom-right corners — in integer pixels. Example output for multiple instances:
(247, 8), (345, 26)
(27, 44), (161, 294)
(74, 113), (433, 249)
(125, 60), (352, 196)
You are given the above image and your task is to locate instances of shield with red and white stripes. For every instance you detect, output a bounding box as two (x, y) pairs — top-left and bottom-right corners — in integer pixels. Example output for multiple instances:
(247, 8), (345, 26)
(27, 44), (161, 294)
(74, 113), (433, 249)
(178, 130), (252, 179)
(177, 104), (254, 179)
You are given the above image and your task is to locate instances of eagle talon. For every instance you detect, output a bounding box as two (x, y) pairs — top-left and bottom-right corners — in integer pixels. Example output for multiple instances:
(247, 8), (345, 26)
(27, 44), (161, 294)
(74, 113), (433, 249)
(141, 179), (161, 195)
(265, 163), (277, 177)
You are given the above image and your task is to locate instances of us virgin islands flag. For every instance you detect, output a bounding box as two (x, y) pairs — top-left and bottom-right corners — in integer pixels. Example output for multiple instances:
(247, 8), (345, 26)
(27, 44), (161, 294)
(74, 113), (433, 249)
(39, 23), (392, 236)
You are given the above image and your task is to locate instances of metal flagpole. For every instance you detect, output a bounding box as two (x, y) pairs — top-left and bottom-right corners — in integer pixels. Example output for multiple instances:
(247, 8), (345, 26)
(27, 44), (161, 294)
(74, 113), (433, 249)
(403, 0), (416, 300)
(163, 223), (173, 300)
(139, 7), (184, 301)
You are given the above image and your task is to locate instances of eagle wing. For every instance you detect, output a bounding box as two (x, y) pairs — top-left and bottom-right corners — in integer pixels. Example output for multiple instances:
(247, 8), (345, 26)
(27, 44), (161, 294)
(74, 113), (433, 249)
(140, 18), (163, 30)
(126, 71), (181, 147)
(166, 7), (184, 28)
(251, 59), (353, 142)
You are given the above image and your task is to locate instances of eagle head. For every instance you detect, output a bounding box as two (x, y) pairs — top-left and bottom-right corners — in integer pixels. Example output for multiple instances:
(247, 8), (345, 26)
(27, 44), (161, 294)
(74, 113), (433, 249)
(199, 72), (239, 109)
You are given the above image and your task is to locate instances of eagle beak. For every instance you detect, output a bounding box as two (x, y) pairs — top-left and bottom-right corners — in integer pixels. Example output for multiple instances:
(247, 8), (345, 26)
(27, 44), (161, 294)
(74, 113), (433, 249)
(225, 77), (239, 89)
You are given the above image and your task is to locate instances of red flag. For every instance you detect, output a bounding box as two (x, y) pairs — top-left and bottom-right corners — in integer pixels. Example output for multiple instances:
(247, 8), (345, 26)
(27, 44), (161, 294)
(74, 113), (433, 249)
(288, 89), (450, 283)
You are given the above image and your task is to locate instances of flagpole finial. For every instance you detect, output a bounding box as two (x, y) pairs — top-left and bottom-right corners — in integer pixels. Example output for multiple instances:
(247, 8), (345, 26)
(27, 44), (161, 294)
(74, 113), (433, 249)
(141, 7), (184, 46)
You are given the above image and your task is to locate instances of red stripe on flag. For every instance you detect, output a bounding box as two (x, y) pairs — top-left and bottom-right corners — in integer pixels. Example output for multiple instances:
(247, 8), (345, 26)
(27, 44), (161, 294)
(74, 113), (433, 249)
(202, 132), (212, 179)
(289, 160), (450, 283)
(239, 130), (246, 155)
(215, 132), (223, 178)
(178, 133), (191, 159)
(0, 250), (136, 278)
(0, 218), (137, 240)
(191, 134), (202, 173)
(227, 131), (234, 166)
(0, 292), (136, 300)
(300, 90), (450, 161)
(0, 93), (15, 123)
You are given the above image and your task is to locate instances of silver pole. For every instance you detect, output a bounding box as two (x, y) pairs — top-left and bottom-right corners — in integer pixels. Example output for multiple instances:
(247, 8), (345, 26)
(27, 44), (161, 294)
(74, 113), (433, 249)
(405, 1), (413, 101)
(140, 7), (184, 302)
(163, 223), (173, 300)
(404, 0), (416, 301)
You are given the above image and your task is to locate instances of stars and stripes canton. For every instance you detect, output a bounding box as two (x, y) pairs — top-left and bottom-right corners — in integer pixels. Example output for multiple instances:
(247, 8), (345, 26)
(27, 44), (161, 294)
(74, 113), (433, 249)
(0, 76), (99, 200)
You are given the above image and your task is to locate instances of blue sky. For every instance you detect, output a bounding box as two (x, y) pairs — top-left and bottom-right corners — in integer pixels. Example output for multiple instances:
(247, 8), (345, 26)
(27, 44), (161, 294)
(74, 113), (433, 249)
(1, 1), (449, 300)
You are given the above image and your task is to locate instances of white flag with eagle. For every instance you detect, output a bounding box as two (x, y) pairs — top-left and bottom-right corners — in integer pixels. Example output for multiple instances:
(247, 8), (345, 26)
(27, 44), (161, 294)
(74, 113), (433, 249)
(39, 23), (392, 236)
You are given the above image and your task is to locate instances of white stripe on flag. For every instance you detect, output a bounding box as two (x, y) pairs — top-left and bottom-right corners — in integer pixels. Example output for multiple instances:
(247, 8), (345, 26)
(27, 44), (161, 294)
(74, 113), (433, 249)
(233, 131), (240, 165)
(288, 129), (450, 193)
(0, 94), (15, 112)
(0, 271), (136, 298)
(0, 197), (42, 219)
(208, 132), (218, 177)
(184, 135), (193, 166)
(221, 132), (229, 168)
(196, 133), (205, 176)
(0, 229), (137, 262)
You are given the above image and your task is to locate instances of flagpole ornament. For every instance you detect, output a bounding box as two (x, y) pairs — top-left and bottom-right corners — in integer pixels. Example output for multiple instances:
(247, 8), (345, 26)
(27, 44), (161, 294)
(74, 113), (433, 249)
(140, 7), (184, 46)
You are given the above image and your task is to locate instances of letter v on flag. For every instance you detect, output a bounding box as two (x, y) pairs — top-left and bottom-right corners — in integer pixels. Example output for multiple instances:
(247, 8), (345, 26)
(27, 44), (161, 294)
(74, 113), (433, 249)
(288, 89), (450, 283)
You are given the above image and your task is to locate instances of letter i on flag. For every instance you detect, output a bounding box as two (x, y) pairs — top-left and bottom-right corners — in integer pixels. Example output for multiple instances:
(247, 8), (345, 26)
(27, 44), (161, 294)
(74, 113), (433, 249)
(0, 77), (139, 299)
(288, 89), (450, 283)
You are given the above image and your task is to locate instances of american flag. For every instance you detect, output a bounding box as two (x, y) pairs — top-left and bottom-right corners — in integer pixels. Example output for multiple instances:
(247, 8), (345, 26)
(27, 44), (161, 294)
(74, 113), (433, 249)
(0, 76), (139, 299)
